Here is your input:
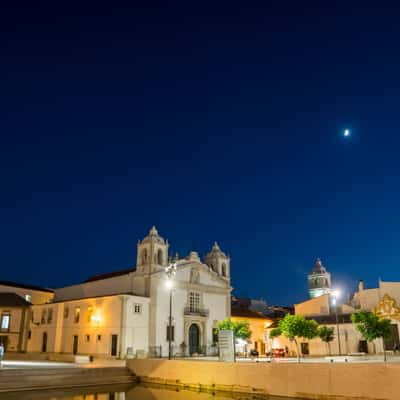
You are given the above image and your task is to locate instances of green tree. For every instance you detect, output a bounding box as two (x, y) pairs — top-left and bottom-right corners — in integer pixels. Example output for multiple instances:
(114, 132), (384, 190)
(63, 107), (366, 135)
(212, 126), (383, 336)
(217, 318), (252, 360)
(270, 314), (319, 362)
(217, 318), (252, 341)
(318, 326), (335, 355)
(351, 311), (392, 361)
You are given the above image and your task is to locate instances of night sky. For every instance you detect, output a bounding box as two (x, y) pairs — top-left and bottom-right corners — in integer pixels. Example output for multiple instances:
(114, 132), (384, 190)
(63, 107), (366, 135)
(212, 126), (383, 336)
(2, 2), (400, 305)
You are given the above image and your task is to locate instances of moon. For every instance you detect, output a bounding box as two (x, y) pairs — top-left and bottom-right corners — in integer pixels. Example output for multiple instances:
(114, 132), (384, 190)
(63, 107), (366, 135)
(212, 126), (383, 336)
(344, 129), (350, 137)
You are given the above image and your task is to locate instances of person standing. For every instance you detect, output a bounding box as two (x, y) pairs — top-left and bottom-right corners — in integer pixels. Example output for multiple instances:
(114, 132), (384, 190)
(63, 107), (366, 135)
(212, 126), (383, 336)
(0, 342), (4, 368)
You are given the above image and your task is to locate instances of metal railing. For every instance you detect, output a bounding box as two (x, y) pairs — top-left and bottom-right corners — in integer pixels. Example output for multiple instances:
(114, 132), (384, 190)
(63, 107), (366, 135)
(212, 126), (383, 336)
(183, 307), (209, 317)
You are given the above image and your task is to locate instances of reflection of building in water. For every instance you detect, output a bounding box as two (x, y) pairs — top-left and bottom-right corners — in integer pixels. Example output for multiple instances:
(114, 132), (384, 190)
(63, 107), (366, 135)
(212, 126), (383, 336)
(0, 227), (232, 359)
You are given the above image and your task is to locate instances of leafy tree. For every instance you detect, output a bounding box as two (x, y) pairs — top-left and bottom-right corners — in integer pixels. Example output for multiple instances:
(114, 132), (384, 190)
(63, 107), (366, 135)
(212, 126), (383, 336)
(270, 314), (319, 362)
(351, 311), (392, 361)
(217, 318), (251, 341)
(217, 318), (252, 360)
(269, 327), (282, 339)
(318, 326), (335, 355)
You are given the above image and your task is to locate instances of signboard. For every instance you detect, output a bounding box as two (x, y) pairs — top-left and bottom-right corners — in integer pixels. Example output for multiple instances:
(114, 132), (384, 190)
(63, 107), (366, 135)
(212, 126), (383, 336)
(218, 330), (234, 362)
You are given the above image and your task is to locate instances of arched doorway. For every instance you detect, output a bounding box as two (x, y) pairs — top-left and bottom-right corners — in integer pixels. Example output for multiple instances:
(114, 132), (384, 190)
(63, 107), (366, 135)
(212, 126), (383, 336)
(189, 323), (200, 355)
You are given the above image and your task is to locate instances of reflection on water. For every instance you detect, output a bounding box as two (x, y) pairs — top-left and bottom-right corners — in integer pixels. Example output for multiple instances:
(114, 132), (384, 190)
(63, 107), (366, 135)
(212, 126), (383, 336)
(0, 383), (302, 400)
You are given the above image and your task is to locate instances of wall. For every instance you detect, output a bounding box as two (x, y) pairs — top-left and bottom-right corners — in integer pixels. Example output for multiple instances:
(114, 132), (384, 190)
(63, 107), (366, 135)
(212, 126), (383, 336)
(27, 294), (149, 358)
(0, 306), (27, 351)
(231, 315), (271, 354)
(295, 294), (330, 316)
(128, 358), (400, 400)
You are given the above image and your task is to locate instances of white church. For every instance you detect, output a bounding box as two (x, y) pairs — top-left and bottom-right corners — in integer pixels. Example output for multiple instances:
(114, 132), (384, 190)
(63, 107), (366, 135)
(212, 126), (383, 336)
(0, 227), (232, 358)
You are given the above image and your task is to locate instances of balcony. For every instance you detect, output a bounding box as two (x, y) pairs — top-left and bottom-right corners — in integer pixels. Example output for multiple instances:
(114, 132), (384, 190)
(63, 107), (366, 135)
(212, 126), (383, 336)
(184, 307), (209, 317)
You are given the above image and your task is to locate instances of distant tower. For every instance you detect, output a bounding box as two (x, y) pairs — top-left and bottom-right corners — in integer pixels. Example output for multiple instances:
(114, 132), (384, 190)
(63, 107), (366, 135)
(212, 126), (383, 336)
(136, 226), (169, 273)
(204, 242), (230, 279)
(308, 258), (331, 298)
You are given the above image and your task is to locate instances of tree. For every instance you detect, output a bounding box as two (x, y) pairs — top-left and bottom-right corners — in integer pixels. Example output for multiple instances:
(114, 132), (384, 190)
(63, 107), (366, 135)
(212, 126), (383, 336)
(351, 311), (392, 361)
(270, 314), (319, 362)
(217, 318), (252, 360)
(217, 318), (252, 341)
(318, 326), (335, 355)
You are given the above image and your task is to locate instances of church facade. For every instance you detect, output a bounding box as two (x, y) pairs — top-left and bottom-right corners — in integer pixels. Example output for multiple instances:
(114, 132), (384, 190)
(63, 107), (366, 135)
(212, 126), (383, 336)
(26, 227), (232, 358)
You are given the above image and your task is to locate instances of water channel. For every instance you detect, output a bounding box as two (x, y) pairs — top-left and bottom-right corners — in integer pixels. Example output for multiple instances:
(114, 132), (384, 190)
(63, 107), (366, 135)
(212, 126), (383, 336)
(0, 384), (301, 400)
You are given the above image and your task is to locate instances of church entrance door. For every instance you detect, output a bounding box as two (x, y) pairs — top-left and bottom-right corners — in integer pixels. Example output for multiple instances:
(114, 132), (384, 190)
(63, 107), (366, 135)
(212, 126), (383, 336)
(189, 324), (200, 355)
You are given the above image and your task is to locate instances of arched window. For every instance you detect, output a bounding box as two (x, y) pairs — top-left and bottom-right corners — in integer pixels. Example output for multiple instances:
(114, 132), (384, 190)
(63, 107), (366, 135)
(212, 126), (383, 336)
(157, 249), (163, 265)
(221, 263), (227, 277)
(141, 249), (147, 265)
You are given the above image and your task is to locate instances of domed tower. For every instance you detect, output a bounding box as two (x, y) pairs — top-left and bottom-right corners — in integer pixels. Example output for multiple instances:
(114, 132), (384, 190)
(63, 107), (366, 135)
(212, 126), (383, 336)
(136, 226), (169, 273)
(204, 242), (230, 279)
(308, 258), (331, 298)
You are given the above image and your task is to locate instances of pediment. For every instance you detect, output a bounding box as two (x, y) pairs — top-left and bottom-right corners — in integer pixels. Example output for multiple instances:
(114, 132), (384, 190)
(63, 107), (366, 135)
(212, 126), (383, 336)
(175, 261), (229, 288)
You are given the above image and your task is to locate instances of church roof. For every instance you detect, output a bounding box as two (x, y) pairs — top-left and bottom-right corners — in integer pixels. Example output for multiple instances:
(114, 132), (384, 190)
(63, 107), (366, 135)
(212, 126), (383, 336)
(0, 280), (54, 293)
(0, 292), (31, 307)
(205, 242), (227, 258)
(140, 226), (166, 245)
(84, 267), (136, 283)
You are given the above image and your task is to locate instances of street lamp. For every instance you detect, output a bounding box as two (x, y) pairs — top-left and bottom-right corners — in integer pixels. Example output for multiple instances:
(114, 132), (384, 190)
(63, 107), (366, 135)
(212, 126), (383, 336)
(165, 262), (177, 360)
(330, 289), (342, 355)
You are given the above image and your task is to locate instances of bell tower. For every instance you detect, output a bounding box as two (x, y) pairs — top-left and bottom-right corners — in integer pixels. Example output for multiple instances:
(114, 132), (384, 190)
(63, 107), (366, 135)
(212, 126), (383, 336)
(308, 258), (331, 298)
(204, 242), (230, 279)
(136, 226), (169, 273)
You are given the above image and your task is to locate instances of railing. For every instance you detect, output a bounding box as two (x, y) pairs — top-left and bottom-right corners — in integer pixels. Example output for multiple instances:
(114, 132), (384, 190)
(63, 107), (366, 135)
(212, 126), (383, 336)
(184, 307), (209, 317)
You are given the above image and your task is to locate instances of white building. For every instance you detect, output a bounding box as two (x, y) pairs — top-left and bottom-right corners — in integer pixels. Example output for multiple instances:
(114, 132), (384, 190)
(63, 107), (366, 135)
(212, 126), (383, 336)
(24, 226), (232, 358)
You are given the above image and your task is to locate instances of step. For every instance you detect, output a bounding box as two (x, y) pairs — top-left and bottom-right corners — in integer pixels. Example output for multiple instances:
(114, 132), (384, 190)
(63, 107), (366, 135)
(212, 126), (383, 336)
(0, 367), (136, 392)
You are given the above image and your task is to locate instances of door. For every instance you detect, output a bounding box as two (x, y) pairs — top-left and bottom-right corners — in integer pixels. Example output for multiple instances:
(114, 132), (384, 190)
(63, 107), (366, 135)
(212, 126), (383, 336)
(73, 335), (78, 355)
(42, 332), (47, 353)
(384, 324), (400, 350)
(359, 340), (368, 353)
(301, 342), (309, 355)
(111, 334), (118, 357)
(189, 324), (200, 355)
(0, 336), (8, 351)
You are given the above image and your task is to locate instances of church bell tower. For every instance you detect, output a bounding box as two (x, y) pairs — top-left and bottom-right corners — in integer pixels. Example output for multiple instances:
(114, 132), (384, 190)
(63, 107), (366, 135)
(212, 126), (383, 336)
(308, 258), (331, 298)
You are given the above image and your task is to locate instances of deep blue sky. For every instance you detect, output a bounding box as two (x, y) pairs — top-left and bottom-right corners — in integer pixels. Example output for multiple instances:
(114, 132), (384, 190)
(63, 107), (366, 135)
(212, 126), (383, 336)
(1, 2), (400, 305)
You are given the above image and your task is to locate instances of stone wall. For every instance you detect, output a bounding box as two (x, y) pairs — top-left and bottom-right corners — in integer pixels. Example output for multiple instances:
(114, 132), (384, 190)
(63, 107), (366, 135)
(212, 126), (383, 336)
(128, 358), (400, 400)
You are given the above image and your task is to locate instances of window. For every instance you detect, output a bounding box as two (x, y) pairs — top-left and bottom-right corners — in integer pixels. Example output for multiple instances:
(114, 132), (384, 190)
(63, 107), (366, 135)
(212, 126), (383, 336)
(212, 328), (219, 344)
(87, 306), (93, 323)
(221, 263), (227, 277)
(86, 334), (90, 342)
(1, 313), (10, 331)
(74, 307), (80, 323)
(97, 334), (102, 342)
(64, 306), (69, 319)
(47, 308), (53, 324)
(157, 249), (163, 265)
(134, 304), (142, 314)
(31, 311), (35, 322)
(189, 292), (200, 312)
(41, 309), (47, 324)
(141, 249), (147, 265)
(28, 330), (32, 339)
(166, 325), (175, 341)
(25, 294), (32, 303)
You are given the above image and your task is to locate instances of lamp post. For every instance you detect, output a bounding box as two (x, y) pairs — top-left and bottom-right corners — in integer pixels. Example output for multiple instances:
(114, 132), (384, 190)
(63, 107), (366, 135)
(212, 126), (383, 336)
(330, 290), (341, 355)
(165, 262), (177, 360)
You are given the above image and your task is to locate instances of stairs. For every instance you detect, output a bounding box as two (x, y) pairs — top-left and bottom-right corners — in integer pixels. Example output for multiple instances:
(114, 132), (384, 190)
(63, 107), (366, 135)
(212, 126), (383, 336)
(0, 367), (136, 392)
